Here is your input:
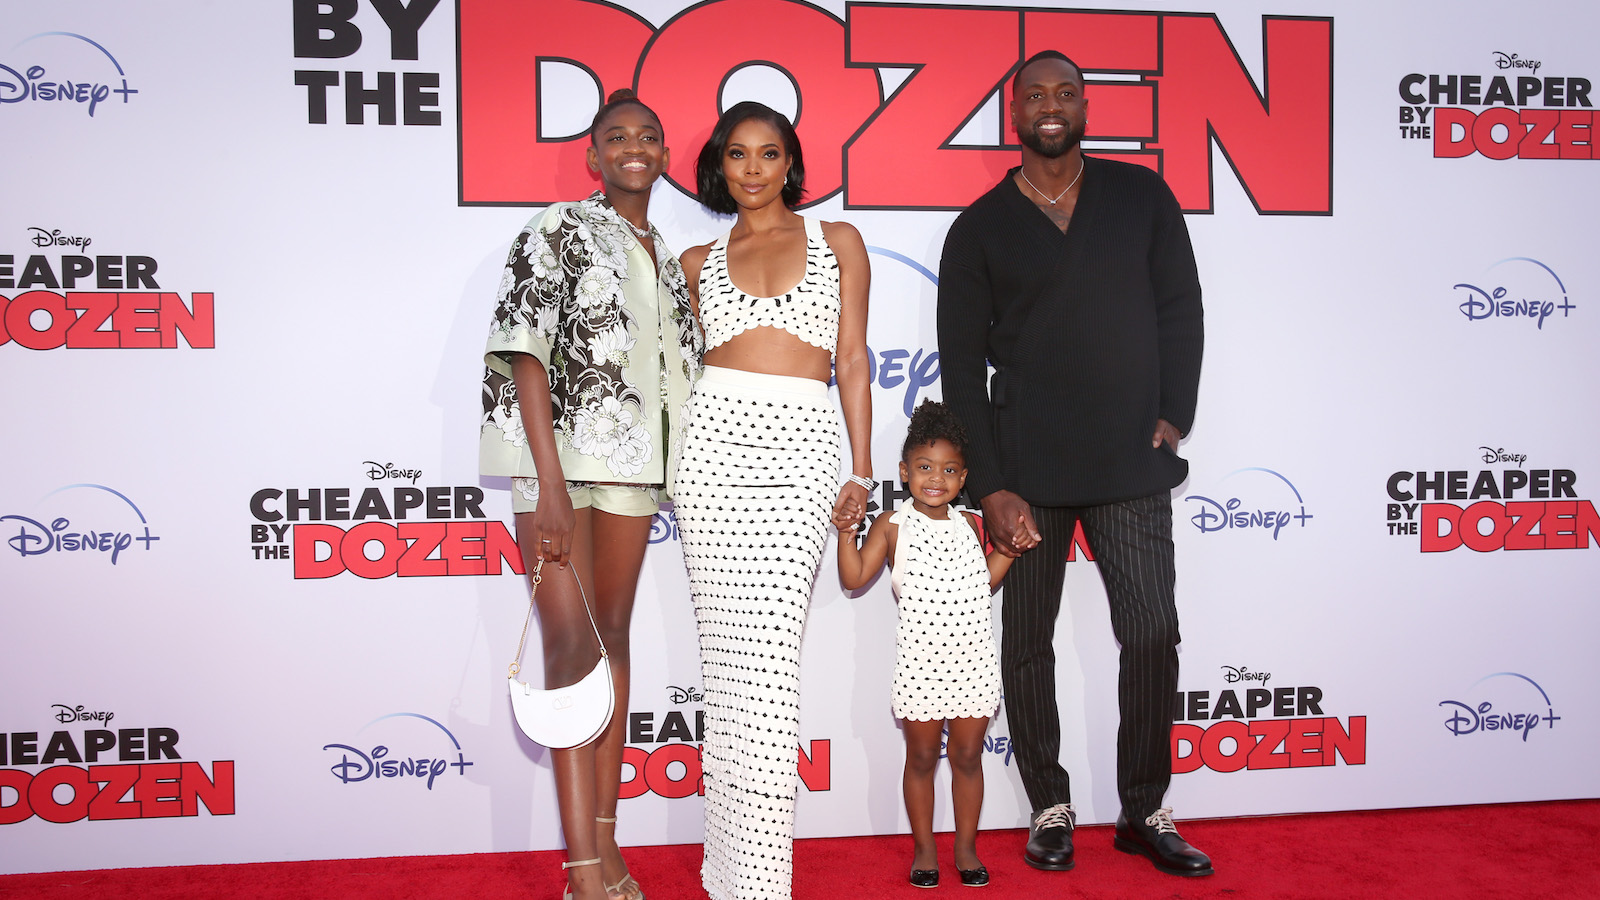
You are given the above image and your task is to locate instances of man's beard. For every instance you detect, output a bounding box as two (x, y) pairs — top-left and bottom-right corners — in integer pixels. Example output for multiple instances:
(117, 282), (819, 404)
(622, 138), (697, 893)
(1018, 118), (1084, 158)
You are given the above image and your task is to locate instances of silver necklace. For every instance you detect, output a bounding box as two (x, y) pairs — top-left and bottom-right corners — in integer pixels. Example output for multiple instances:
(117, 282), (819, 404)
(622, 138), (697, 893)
(623, 218), (652, 242)
(1020, 157), (1085, 206)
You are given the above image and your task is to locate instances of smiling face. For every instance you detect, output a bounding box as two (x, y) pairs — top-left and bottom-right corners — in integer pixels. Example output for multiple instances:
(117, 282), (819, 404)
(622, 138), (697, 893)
(899, 439), (969, 515)
(720, 117), (791, 212)
(586, 104), (669, 196)
(1010, 56), (1087, 159)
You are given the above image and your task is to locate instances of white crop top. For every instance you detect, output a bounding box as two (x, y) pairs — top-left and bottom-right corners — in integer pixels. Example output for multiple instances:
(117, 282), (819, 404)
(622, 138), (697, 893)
(697, 216), (841, 358)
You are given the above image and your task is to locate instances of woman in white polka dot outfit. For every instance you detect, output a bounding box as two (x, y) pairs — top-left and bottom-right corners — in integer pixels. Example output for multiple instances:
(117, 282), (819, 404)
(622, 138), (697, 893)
(675, 101), (873, 900)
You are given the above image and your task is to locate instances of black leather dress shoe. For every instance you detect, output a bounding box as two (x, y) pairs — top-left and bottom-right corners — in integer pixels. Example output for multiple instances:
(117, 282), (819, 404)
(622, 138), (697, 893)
(1113, 808), (1214, 877)
(957, 865), (989, 887)
(909, 867), (939, 888)
(1024, 803), (1076, 871)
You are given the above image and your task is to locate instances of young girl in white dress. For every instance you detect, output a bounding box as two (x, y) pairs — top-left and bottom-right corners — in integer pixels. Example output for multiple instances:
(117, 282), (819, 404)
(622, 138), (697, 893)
(834, 400), (1013, 889)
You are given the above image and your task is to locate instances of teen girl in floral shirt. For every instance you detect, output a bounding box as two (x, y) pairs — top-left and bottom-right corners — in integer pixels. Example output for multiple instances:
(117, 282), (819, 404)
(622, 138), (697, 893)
(479, 89), (701, 900)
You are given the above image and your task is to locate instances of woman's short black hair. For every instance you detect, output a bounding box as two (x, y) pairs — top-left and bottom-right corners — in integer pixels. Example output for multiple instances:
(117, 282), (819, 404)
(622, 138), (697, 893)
(695, 100), (806, 214)
(902, 400), (969, 461)
(589, 88), (663, 146)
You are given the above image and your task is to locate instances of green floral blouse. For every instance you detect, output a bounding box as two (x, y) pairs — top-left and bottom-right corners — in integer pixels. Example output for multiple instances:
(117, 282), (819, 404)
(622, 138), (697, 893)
(480, 192), (702, 492)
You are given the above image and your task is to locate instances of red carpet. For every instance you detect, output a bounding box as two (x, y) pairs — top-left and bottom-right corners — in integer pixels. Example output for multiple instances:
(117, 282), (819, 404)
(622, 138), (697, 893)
(3, 800), (1595, 899)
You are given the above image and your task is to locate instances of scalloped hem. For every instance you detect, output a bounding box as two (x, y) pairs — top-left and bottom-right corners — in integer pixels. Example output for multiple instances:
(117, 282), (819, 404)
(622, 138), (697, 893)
(895, 704), (1001, 723)
(704, 320), (836, 360)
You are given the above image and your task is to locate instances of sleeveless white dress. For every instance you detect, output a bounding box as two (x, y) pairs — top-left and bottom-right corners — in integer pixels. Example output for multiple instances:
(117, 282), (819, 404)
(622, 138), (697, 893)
(674, 217), (841, 900)
(889, 507), (1001, 721)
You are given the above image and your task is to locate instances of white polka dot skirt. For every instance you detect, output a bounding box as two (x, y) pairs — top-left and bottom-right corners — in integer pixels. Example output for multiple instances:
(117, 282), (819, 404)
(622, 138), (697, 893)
(889, 506), (1001, 722)
(673, 366), (839, 900)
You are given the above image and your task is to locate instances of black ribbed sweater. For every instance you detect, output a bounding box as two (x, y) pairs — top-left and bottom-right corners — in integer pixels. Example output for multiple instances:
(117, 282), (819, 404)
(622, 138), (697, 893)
(936, 159), (1204, 507)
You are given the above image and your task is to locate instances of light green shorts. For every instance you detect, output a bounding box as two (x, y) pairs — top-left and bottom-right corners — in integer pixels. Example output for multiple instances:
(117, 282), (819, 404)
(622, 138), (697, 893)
(511, 477), (660, 517)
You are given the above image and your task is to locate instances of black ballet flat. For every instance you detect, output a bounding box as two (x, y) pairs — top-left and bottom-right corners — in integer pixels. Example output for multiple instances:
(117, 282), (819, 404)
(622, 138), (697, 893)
(957, 865), (989, 887)
(909, 867), (939, 888)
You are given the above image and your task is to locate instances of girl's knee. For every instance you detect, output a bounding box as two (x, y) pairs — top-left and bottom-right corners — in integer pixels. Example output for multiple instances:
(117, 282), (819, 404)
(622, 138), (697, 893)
(904, 742), (942, 775)
(596, 623), (630, 660)
(540, 638), (604, 686)
(946, 741), (984, 777)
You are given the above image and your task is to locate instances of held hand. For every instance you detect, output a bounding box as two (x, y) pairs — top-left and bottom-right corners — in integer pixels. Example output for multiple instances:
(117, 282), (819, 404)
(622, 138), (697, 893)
(530, 482), (576, 567)
(1152, 418), (1181, 452)
(832, 481), (870, 531)
(830, 506), (861, 533)
(980, 490), (1041, 558)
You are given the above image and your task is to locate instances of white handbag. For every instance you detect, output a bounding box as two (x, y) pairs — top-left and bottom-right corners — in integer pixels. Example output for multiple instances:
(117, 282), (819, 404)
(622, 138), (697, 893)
(507, 559), (615, 749)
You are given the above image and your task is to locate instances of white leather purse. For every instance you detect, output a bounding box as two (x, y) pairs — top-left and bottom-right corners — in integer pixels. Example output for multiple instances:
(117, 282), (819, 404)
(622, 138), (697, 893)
(507, 560), (614, 749)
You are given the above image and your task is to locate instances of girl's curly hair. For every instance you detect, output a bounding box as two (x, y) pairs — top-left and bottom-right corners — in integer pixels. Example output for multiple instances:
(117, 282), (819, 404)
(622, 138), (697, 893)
(902, 399), (968, 460)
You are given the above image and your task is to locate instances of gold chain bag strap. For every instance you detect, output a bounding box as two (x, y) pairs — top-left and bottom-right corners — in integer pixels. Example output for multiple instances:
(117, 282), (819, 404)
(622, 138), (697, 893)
(507, 559), (615, 749)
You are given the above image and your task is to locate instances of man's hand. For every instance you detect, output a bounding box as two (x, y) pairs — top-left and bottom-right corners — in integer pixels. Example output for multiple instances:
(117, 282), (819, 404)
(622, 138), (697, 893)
(1152, 418), (1181, 452)
(979, 490), (1041, 558)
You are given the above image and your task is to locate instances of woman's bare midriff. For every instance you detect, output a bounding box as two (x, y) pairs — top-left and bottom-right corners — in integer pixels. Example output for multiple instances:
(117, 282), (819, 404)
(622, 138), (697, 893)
(704, 325), (832, 382)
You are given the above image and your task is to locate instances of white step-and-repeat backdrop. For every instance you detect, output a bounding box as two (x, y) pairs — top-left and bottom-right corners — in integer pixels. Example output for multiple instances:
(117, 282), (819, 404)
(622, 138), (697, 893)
(3, 0), (1596, 875)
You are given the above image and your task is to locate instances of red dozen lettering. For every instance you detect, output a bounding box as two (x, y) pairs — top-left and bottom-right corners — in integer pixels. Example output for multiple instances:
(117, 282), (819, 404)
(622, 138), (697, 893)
(0, 727), (234, 825)
(1172, 717), (1367, 773)
(459, 0), (1333, 213)
(619, 740), (831, 800)
(1435, 108), (1599, 159)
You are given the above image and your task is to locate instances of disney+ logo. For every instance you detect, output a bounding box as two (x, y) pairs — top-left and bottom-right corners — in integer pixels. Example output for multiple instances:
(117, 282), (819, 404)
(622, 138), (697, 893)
(649, 509), (679, 544)
(2, 484), (161, 566)
(0, 33), (138, 118)
(1453, 258), (1574, 330)
(1439, 673), (1561, 742)
(322, 713), (473, 791)
(1184, 468), (1313, 540)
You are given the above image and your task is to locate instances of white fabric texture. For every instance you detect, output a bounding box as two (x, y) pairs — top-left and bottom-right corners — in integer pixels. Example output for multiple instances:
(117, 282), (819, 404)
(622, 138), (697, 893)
(696, 217), (841, 359)
(674, 366), (839, 900)
(888, 507), (1001, 722)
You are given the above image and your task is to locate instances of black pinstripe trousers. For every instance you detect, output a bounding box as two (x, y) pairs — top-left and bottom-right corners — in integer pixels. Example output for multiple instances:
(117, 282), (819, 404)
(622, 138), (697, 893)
(1000, 493), (1179, 819)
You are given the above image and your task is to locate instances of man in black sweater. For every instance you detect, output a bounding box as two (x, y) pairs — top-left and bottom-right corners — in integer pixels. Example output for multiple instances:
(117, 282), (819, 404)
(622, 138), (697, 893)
(936, 51), (1211, 877)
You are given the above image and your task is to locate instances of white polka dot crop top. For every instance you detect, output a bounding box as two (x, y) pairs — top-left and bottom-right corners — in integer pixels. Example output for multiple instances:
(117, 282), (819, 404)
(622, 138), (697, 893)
(696, 216), (841, 358)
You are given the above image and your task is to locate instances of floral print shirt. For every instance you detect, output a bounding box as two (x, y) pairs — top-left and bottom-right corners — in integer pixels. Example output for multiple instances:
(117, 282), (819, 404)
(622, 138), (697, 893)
(480, 192), (702, 491)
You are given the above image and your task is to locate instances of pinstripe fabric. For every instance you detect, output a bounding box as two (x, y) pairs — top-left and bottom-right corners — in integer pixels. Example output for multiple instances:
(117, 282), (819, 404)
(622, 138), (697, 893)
(1000, 493), (1179, 819)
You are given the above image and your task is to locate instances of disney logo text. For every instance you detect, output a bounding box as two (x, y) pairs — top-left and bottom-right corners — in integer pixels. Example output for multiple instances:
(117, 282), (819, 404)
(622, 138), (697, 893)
(1221, 666), (1271, 686)
(322, 743), (472, 789)
(667, 685), (703, 704)
(1492, 52), (1541, 74)
(28, 227), (91, 250)
(0, 64), (136, 117)
(2, 515), (159, 565)
(363, 461), (422, 483)
(1480, 447), (1528, 467)
(1454, 283), (1574, 329)
(52, 704), (114, 725)
(1439, 701), (1559, 742)
(1185, 496), (1312, 539)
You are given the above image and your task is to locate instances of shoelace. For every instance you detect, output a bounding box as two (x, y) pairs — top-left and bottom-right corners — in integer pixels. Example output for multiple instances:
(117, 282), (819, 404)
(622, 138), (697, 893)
(1034, 802), (1076, 830)
(1144, 807), (1179, 835)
